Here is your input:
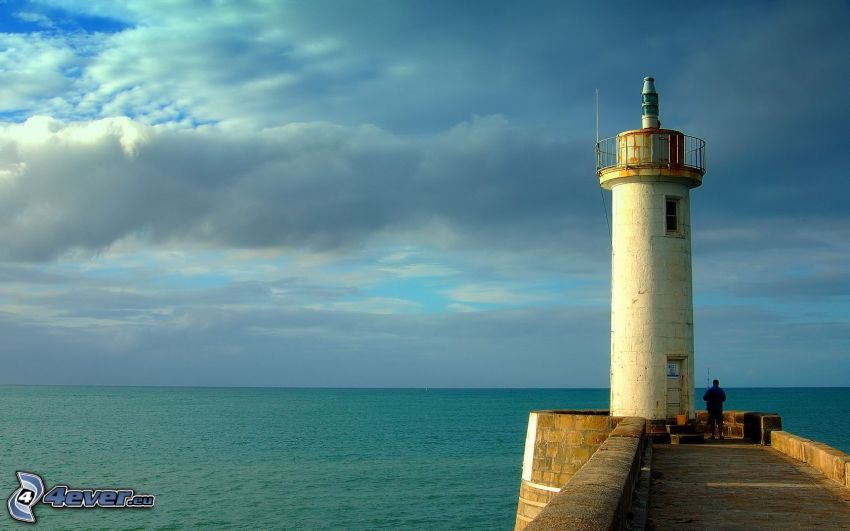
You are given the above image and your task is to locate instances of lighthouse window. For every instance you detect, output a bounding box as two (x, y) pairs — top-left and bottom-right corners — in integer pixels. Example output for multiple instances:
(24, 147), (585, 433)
(665, 198), (680, 233)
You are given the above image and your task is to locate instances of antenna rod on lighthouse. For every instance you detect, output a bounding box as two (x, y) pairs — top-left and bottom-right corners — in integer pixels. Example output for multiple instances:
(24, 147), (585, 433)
(595, 88), (599, 143)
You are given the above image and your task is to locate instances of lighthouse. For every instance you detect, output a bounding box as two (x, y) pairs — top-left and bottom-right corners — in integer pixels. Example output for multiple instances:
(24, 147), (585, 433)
(596, 77), (706, 422)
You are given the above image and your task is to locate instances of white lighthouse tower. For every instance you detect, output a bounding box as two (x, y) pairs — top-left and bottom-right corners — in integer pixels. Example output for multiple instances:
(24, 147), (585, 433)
(596, 77), (706, 424)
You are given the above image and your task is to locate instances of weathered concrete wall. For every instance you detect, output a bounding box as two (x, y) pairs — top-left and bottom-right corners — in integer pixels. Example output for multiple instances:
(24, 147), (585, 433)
(771, 431), (850, 488)
(524, 417), (647, 531)
(514, 411), (620, 530)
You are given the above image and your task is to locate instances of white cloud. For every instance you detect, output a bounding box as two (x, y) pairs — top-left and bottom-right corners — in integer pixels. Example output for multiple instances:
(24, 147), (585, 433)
(0, 112), (583, 261)
(378, 263), (456, 278)
(0, 33), (81, 111)
(309, 296), (422, 314)
(447, 303), (477, 313)
(378, 248), (417, 263)
(445, 283), (549, 305)
(15, 12), (55, 28)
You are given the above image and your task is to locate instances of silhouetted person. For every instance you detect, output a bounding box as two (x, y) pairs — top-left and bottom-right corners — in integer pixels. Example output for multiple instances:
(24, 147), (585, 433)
(703, 379), (726, 439)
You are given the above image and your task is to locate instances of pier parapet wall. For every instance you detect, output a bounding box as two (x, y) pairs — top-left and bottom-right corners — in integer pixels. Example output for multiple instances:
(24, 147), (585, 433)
(514, 411), (620, 530)
(771, 431), (850, 488)
(523, 417), (647, 531)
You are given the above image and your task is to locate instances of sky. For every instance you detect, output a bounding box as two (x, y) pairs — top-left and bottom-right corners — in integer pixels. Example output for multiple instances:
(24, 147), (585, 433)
(0, 0), (848, 387)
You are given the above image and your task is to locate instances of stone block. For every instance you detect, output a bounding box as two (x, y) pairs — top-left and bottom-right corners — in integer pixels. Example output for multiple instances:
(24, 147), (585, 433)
(771, 431), (789, 454)
(783, 436), (796, 459)
(585, 432), (608, 445)
(545, 430), (564, 443)
(788, 436), (801, 460)
(554, 414), (574, 430)
(566, 430), (584, 446)
(554, 448), (569, 463)
(561, 462), (581, 475)
(803, 441), (825, 466)
(571, 447), (591, 462)
(789, 435), (811, 461)
(806, 443), (826, 471)
(846, 460), (850, 488)
(788, 438), (801, 460)
(574, 415), (611, 431)
(536, 414), (554, 428)
(552, 472), (572, 488)
(832, 454), (850, 485)
(609, 417), (645, 438)
(743, 412), (782, 444)
(803, 443), (849, 485)
(761, 415), (782, 444)
(781, 433), (793, 455)
(520, 501), (543, 520)
(533, 445), (547, 461)
(520, 483), (545, 504)
(768, 431), (815, 462)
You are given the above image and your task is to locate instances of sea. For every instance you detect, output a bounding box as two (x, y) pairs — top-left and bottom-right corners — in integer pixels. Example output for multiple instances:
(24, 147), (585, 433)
(0, 386), (847, 530)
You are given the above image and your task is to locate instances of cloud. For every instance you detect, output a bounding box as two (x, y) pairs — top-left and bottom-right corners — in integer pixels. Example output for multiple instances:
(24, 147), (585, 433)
(15, 12), (55, 29)
(0, 33), (82, 113)
(377, 263), (456, 278)
(445, 283), (549, 305)
(309, 296), (422, 314)
(0, 113), (601, 262)
(0, 1), (848, 387)
(670, 1), (850, 224)
(0, 301), (611, 387)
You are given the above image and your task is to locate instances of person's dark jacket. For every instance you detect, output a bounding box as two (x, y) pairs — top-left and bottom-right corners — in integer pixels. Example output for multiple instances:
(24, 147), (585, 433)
(703, 384), (726, 415)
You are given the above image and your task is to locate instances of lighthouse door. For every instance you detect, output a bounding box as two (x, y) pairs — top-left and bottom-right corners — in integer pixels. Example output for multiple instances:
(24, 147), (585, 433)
(666, 359), (683, 418)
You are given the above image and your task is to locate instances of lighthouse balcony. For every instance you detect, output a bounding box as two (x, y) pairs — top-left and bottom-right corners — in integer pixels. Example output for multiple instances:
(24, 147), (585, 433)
(596, 129), (706, 176)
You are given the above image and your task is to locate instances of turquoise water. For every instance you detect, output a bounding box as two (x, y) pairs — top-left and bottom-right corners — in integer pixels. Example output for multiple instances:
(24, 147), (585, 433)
(0, 387), (847, 529)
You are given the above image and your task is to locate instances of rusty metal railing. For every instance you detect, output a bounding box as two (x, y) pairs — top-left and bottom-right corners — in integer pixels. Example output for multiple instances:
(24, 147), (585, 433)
(596, 133), (706, 175)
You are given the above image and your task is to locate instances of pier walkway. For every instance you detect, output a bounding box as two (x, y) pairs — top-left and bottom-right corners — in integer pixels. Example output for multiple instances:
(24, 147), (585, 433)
(649, 441), (850, 530)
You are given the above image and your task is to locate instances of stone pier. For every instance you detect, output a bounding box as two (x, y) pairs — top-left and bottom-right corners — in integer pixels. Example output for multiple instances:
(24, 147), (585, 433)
(650, 441), (850, 529)
(516, 411), (850, 530)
